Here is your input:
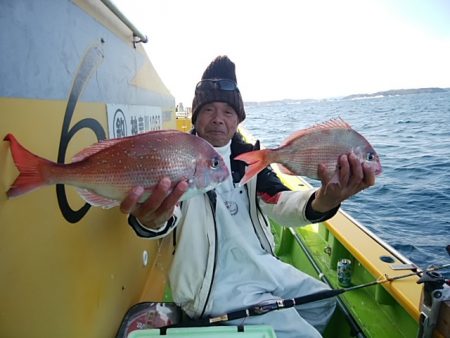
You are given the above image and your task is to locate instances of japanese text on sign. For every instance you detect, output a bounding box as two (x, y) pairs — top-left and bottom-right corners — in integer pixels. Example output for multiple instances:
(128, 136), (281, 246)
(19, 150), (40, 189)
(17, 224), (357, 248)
(107, 104), (162, 139)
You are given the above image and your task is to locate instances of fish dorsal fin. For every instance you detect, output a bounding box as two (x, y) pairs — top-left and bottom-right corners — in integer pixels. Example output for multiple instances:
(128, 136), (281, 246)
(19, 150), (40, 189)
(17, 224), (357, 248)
(72, 138), (125, 162)
(281, 117), (352, 146)
(71, 130), (181, 163)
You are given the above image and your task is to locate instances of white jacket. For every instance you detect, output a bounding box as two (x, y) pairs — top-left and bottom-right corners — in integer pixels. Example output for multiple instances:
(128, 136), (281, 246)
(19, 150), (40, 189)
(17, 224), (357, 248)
(127, 136), (337, 318)
(153, 180), (316, 318)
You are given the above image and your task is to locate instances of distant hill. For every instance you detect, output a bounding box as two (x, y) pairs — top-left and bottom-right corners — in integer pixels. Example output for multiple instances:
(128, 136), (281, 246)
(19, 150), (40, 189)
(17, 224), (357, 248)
(343, 87), (449, 100)
(244, 87), (450, 105)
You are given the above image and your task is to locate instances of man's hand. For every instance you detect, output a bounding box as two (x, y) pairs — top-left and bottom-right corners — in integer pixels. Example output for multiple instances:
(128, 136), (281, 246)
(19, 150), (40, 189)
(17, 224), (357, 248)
(312, 153), (376, 213)
(120, 177), (189, 229)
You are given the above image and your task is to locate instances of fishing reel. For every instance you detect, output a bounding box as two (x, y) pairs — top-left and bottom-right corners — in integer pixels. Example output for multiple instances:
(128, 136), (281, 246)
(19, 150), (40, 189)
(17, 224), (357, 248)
(416, 245), (450, 338)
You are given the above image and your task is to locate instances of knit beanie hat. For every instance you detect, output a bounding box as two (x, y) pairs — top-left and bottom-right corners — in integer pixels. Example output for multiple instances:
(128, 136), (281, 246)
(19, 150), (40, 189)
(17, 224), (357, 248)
(191, 55), (246, 124)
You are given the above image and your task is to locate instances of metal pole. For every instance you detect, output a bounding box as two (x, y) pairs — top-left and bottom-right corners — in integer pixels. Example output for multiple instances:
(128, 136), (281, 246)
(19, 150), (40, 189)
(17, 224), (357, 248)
(100, 0), (148, 44)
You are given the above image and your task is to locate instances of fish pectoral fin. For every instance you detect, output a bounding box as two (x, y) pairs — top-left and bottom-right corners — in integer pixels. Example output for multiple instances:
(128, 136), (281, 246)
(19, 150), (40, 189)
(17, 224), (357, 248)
(329, 172), (341, 185)
(323, 173), (341, 195)
(277, 164), (296, 175)
(76, 188), (120, 209)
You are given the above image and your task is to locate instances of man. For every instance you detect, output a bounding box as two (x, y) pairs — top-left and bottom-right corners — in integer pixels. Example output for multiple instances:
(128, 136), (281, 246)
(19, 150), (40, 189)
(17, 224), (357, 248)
(120, 56), (376, 337)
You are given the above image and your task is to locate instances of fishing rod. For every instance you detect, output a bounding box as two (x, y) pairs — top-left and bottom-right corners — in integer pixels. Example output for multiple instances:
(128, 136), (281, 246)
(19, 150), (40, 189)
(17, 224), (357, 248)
(157, 252), (450, 336)
(159, 261), (450, 333)
(160, 242), (450, 334)
(202, 263), (450, 326)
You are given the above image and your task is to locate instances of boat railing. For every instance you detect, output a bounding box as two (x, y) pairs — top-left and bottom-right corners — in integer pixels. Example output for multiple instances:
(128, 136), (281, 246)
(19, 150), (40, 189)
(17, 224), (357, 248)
(100, 0), (148, 45)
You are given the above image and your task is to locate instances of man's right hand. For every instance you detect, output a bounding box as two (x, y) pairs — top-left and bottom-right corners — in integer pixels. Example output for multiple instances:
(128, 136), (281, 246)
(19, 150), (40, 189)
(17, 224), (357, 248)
(120, 177), (189, 229)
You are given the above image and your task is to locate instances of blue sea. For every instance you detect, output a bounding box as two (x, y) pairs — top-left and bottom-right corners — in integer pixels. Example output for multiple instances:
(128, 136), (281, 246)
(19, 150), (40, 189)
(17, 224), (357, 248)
(243, 91), (450, 270)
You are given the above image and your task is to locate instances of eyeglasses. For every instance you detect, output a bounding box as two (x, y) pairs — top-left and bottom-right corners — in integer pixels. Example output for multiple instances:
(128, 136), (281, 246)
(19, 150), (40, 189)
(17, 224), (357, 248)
(195, 79), (240, 93)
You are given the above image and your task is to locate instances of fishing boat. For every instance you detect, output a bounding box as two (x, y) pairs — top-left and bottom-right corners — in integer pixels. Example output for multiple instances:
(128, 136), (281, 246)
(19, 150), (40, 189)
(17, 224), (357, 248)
(0, 1), (448, 337)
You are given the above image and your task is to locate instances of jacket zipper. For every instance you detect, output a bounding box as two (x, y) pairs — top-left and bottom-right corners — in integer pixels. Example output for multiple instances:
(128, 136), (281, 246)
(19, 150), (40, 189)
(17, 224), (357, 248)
(255, 197), (275, 256)
(245, 186), (275, 256)
(200, 191), (218, 318)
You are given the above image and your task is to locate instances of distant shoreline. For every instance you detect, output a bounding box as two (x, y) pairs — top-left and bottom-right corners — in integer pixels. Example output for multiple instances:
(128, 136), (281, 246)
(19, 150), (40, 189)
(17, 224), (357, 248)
(244, 87), (450, 105)
(342, 87), (450, 100)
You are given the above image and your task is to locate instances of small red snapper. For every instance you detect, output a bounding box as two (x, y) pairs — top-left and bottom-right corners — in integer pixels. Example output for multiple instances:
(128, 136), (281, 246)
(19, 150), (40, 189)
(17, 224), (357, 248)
(235, 118), (382, 185)
(4, 130), (229, 208)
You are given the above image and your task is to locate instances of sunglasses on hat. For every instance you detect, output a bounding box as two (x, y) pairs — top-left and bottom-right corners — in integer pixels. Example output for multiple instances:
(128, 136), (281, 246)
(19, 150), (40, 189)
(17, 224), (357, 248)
(195, 79), (240, 93)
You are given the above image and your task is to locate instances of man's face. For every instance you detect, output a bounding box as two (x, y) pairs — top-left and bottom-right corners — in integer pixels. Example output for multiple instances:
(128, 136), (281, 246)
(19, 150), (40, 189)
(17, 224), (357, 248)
(194, 102), (239, 147)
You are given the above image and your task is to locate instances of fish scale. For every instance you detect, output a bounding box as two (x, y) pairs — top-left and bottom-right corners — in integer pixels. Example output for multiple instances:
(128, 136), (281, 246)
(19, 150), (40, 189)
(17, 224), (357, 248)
(276, 130), (357, 179)
(4, 130), (229, 208)
(235, 118), (382, 185)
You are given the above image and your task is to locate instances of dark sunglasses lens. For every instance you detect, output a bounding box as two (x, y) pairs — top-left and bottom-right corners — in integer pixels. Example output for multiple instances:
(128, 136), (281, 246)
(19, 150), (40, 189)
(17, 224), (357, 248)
(217, 80), (236, 90)
(196, 79), (238, 92)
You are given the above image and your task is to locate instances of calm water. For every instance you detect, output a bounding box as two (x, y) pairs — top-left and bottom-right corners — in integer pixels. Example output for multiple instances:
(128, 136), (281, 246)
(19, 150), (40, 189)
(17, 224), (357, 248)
(243, 92), (450, 269)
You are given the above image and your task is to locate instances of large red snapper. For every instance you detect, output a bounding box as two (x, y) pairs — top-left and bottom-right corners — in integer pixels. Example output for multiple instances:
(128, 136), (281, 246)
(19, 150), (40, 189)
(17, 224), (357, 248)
(4, 130), (229, 208)
(235, 118), (382, 185)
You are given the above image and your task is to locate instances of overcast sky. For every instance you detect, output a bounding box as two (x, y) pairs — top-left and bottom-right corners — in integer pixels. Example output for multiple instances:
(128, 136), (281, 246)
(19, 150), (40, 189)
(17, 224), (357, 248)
(113, 0), (450, 105)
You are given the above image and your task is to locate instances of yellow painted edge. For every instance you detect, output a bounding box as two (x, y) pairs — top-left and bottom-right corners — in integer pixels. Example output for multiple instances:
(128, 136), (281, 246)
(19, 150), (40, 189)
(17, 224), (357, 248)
(324, 212), (421, 320)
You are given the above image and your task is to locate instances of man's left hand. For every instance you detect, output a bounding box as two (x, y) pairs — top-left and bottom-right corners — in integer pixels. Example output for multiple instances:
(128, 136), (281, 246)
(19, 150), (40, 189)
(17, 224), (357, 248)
(312, 152), (376, 213)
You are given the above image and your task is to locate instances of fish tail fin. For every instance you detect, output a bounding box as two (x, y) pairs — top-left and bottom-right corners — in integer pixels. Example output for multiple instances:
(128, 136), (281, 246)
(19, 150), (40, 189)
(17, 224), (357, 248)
(4, 134), (52, 198)
(235, 149), (272, 185)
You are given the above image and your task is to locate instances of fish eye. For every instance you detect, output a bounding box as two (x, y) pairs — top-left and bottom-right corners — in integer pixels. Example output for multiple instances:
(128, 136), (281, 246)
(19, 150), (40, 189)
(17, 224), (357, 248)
(210, 157), (220, 169)
(366, 152), (375, 161)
